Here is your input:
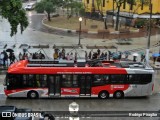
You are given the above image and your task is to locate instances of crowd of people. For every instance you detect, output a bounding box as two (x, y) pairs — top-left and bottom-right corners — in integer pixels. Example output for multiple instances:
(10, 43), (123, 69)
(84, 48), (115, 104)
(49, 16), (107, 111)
(0, 50), (16, 67)
(0, 50), (46, 67)
(18, 51), (45, 61)
(0, 48), (148, 68)
(52, 48), (120, 61)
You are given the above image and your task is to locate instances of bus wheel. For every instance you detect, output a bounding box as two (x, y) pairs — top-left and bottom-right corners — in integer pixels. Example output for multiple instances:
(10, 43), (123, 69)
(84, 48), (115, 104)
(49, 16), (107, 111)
(114, 91), (124, 99)
(98, 91), (109, 99)
(27, 91), (39, 99)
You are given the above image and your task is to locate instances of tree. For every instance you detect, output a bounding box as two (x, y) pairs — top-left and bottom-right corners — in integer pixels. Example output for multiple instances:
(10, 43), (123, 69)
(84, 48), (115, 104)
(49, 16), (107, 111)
(62, 0), (84, 18)
(45, 1), (55, 21)
(95, 0), (102, 15)
(35, 0), (55, 21)
(0, 0), (28, 37)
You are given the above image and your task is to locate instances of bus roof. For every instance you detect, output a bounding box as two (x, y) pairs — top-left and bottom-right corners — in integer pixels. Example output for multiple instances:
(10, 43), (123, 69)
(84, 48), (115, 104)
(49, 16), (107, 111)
(7, 59), (154, 74)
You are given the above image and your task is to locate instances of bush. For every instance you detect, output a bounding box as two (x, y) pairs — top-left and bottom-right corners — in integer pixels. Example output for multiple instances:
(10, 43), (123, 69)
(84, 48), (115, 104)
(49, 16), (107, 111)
(134, 19), (146, 28)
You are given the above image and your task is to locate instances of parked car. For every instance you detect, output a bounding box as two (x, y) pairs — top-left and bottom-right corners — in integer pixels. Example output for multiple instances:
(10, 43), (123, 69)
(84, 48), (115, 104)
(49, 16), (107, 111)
(25, 3), (36, 10)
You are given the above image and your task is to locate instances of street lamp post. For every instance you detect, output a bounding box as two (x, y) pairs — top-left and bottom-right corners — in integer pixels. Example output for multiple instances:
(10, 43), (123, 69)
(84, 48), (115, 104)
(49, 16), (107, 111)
(103, 16), (107, 29)
(78, 17), (82, 45)
(146, 0), (152, 65)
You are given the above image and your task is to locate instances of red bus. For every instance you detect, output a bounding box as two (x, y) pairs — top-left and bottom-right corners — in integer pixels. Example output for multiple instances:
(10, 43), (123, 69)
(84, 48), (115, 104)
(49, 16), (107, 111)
(4, 59), (154, 99)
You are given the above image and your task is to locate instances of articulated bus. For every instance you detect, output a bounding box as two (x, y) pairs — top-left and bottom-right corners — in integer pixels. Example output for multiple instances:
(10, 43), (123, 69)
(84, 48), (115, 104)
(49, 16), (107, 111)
(4, 59), (154, 99)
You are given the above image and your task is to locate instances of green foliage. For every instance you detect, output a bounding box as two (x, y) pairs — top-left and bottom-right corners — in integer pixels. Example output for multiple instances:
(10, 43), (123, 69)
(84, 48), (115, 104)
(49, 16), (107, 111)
(35, 2), (44, 13)
(0, 0), (28, 37)
(45, 1), (55, 14)
(134, 19), (147, 28)
(127, 0), (136, 4)
(35, 0), (55, 21)
(62, 0), (85, 17)
(96, 0), (102, 11)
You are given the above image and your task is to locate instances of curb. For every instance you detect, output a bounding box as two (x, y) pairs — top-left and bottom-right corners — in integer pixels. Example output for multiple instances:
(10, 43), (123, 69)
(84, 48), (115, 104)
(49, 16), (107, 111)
(42, 17), (140, 35)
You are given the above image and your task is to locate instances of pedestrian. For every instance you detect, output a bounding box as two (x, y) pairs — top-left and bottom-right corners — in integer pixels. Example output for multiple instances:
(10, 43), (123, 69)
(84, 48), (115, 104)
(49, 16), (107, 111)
(100, 52), (104, 59)
(3, 50), (8, 67)
(28, 53), (32, 60)
(108, 51), (111, 61)
(24, 53), (28, 60)
(104, 52), (108, 60)
(119, 52), (122, 60)
(39, 52), (42, 59)
(97, 49), (100, 55)
(10, 53), (16, 65)
(153, 57), (156, 64)
(85, 51), (87, 60)
(141, 54), (145, 62)
(88, 51), (92, 59)
(32, 53), (36, 59)
(53, 52), (58, 60)
(125, 54), (129, 59)
(66, 53), (70, 60)
(19, 52), (23, 61)
(74, 52), (77, 63)
(41, 53), (45, 59)
(61, 48), (65, 59)
(53, 49), (58, 60)
(70, 52), (73, 60)
(9, 52), (13, 63)
(133, 56), (137, 62)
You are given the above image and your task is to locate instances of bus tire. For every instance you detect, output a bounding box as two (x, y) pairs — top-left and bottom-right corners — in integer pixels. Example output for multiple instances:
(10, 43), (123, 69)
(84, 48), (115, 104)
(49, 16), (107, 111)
(98, 91), (109, 99)
(114, 91), (124, 99)
(27, 91), (39, 99)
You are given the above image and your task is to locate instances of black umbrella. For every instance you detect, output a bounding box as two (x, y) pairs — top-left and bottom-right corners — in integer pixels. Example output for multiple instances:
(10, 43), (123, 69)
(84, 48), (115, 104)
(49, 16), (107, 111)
(6, 48), (14, 53)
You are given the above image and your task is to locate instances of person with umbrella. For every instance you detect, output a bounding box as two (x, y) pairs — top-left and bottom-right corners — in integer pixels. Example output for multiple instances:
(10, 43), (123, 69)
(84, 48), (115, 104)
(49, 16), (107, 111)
(2, 50), (8, 67)
(6, 48), (14, 53)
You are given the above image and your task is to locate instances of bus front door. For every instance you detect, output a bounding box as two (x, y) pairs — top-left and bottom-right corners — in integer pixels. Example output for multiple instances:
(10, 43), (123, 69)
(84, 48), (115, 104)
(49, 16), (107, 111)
(80, 75), (91, 96)
(48, 75), (61, 97)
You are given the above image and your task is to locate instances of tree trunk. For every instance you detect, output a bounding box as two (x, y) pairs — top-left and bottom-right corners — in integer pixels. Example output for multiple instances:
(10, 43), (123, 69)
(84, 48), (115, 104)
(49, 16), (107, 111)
(115, 6), (120, 31)
(47, 12), (51, 21)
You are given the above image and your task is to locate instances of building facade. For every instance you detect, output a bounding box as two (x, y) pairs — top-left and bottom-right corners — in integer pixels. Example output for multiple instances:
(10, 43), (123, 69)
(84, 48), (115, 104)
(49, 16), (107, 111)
(82, 0), (160, 18)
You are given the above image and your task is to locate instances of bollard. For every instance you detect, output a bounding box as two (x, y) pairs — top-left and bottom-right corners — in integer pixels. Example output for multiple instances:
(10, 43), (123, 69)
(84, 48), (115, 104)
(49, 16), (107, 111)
(69, 102), (80, 120)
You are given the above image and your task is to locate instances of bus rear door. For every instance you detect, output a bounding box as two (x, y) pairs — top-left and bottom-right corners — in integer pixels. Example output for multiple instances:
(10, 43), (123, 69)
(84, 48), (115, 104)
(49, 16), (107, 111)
(48, 75), (61, 97)
(79, 75), (92, 97)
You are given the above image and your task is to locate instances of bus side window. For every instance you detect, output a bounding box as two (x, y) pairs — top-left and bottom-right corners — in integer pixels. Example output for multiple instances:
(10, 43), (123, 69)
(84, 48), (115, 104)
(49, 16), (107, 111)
(35, 75), (41, 87)
(62, 75), (72, 87)
(140, 74), (152, 84)
(93, 75), (105, 86)
(73, 75), (78, 87)
(128, 74), (141, 84)
(28, 75), (34, 87)
(104, 75), (110, 84)
(41, 75), (47, 87)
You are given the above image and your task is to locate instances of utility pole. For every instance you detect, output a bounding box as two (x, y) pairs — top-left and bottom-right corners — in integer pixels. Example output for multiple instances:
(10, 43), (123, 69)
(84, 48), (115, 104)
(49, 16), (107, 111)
(146, 0), (152, 65)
